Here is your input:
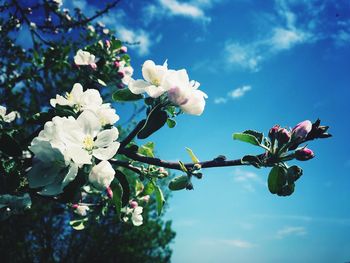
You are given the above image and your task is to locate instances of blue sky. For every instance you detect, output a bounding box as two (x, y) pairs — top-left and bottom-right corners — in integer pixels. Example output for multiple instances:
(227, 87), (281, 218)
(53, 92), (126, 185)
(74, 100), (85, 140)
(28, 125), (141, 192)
(35, 0), (350, 262)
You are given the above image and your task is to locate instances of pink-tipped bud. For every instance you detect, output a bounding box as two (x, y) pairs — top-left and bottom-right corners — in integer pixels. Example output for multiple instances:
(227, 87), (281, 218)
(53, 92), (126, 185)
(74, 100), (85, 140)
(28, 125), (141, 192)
(72, 204), (79, 209)
(292, 120), (312, 140)
(105, 40), (111, 49)
(117, 83), (125, 89)
(142, 195), (150, 202)
(117, 71), (125, 78)
(130, 201), (138, 208)
(120, 46), (127, 53)
(90, 63), (97, 70)
(268, 125), (280, 140)
(277, 128), (291, 145)
(106, 187), (113, 199)
(114, 61), (120, 68)
(295, 148), (314, 161)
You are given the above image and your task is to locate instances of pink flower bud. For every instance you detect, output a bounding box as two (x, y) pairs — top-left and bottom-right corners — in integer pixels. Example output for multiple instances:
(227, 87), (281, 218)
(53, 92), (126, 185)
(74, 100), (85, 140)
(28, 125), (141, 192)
(114, 61), (120, 68)
(117, 83), (125, 89)
(90, 63), (97, 70)
(142, 195), (150, 202)
(118, 71), (125, 78)
(130, 201), (138, 208)
(268, 125), (280, 140)
(295, 148), (314, 161)
(292, 120), (312, 140)
(105, 40), (111, 49)
(277, 128), (291, 145)
(120, 46), (127, 53)
(106, 186), (113, 199)
(72, 204), (79, 209)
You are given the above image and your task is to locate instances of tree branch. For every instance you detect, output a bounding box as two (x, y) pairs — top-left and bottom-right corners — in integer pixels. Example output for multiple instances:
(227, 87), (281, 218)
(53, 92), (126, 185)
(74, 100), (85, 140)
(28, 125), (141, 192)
(119, 119), (146, 149)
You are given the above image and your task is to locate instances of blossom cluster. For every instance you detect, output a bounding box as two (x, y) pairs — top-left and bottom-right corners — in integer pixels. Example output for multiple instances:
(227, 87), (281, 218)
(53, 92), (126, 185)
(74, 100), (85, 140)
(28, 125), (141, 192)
(128, 60), (208, 116)
(28, 83), (120, 196)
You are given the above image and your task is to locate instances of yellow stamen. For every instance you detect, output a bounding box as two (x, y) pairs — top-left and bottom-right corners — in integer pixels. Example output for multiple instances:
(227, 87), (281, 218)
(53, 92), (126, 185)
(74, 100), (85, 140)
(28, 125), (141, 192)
(83, 135), (94, 151)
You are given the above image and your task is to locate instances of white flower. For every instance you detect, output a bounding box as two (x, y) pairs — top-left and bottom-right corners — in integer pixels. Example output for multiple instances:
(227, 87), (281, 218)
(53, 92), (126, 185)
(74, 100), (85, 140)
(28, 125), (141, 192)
(88, 160), (115, 190)
(0, 105), (20, 123)
(74, 49), (97, 67)
(164, 69), (208, 115)
(50, 83), (119, 126)
(128, 60), (170, 98)
(118, 61), (134, 85)
(28, 140), (79, 196)
(131, 206), (143, 226)
(75, 205), (90, 216)
(31, 111), (120, 166)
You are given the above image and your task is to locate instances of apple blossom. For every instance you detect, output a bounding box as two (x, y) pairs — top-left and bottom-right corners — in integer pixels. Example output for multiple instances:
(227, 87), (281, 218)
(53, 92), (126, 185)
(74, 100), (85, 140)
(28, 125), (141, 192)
(88, 160), (115, 190)
(128, 60), (170, 98)
(164, 69), (208, 116)
(75, 205), (90, 216)
(292, 120), (312, 140)
(0, 105), (20, 123)
(50, 83), (119, 126)
(74, 49), (97, 68)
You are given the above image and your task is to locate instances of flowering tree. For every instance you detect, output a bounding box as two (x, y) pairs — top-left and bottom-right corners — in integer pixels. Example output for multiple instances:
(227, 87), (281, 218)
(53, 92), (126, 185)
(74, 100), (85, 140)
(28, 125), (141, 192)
(0, 0), (331, 233)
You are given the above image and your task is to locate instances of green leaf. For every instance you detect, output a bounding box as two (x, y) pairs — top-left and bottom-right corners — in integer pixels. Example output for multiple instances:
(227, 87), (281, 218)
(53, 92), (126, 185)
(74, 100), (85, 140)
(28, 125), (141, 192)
(241, 155), (262, 168)
(233, 133), (260, 146)
(111, 39), (122, 50)
(135, 180), (144, 196)
(168, 175), (189, 191)
(185, 147), (200, 163)
(144, 182), (155, 195)
(154, 185), (165, 216)
(138, 142), (155, 157)
(97, 78), (107, 86)
(69, 218), (88, 231)
(111, 181), (123, 220)
(112, 89), (143, 102)
(115, 170), (130, 206)
(243, 130), (264, 144)
(0, 134), (22, 157)
(137, 108), (168, 139)
(166, 118), (176, 128)
(178, 161), (188, 172)
(268, 166), (287, 194)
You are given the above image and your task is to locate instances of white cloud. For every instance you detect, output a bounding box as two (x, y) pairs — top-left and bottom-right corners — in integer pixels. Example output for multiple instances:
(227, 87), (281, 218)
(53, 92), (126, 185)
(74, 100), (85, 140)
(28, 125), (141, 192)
(143, 0), (213, 24)
(233, 168), (264, 193)
(220, 239), (256, 248)
(269, 27), (308, 50)
(276, 226), (307, 239)
(228, 85), (252, 99)
(214, 97), (228, 104)
(224, 42), (262, 72)
(116, 27), (156, 56)
(213, 85), (252, 105)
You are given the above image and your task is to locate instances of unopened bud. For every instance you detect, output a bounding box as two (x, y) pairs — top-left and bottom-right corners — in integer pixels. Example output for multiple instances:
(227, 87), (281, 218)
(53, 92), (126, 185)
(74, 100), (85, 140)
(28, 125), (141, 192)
(277, 128), (291, 145)
(105, 40), (111, 49)
(106, 187), (113, 199)
(142, 195), (150, 202)
(114, 61), (120, 68)
(117, 83), (125, 89)
(295, 148), (314, 161)
(117, 71), (125, 78)
(292, 120), (312, 140)
(72, 204), (79, 209)
(159, 167), (169, 177)
(269, 125), (280, 141)
(193, 163), (202, 170)
(130, 201), (138, 208)
(90, 63), (97, 70)
(186, 182), (194, 190)
(120, 46), (127, 53)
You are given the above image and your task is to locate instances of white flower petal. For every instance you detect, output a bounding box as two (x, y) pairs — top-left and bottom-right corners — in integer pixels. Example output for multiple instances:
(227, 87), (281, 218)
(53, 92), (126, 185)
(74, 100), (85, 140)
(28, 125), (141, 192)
(128, 79), (149, 94)
(94, 127), (119, 148)
(145, 85), (167, 98)
(66, 145), (92, 165)
(77, 110), (101, 136)
(93, 141), (120, 161)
